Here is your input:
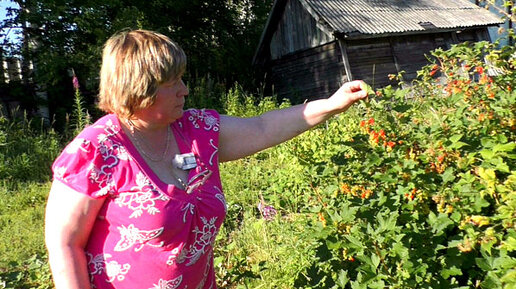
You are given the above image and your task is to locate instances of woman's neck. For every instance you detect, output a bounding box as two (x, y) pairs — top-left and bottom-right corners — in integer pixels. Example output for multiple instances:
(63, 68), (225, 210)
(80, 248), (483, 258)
(127, 117), (169, 133)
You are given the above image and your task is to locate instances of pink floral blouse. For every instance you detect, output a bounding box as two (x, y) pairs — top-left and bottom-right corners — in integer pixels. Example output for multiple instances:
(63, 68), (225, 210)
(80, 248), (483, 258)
(52, 109), (227, 289)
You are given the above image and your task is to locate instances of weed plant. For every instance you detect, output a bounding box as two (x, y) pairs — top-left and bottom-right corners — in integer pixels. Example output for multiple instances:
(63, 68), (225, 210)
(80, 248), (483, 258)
(0, 112), (61, 184)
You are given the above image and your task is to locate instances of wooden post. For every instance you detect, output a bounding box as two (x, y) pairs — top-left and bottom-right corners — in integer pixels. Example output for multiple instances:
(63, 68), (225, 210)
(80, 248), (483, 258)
(338, 39), (353, 82)
(389, 37), (401, 74)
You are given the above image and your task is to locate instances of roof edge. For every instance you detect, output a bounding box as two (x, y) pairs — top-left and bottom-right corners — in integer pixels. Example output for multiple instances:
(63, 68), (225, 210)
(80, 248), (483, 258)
(252, 0), (286, 66)
(336, 26), (495, 40)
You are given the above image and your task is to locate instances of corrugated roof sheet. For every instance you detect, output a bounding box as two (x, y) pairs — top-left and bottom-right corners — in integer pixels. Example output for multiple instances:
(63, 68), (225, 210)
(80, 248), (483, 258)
(303, 0), (503, 36)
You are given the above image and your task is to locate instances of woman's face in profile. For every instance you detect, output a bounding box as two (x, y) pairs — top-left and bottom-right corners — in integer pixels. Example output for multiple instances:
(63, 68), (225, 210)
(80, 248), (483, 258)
(137, 78), (189, 124)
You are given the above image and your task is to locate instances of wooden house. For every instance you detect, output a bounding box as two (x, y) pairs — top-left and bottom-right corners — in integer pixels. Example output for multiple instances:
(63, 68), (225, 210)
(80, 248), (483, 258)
(253, 0), (504, 102)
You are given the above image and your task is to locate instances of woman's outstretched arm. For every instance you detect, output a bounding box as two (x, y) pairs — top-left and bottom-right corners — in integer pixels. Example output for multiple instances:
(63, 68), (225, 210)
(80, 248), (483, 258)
(219, 80), (369, 162)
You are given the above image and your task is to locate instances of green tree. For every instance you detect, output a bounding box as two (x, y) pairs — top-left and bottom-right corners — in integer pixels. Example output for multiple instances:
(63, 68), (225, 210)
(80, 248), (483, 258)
(1, 0), (273, 126)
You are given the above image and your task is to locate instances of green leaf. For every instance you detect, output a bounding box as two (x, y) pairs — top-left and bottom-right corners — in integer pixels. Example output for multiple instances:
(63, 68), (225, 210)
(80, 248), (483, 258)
(357, 254), (374, 271)
(476, 258), (492, 271)
(478, 167), (496, 187)
(449, 141), (468, 149)
(391, 241), (409, 258)
(327, 210), (342, 223)
(393, 104), (412, 113)
(310, 205), (322, 213)
(441, 168), (456, 183)
(371, 254), (381, 269)
(457, 183), (473, 193)
(350, 272), (368, 289)
(338, 205), (359, 223)
(368, 279), (386, 288)
(450, 211), (462, 222)
(372, 172), (397, 183)
(473, 197), (491, 212)
(325, 185), (338, 195)
(492, 158), (510, 173)
(493, 256), (516, 270)
(481, 271), (502, 289)
(449, 134), (463, 143)
(501, 236), (516, 252)
(441, 266), (462, 278)
(500, 269), (516, 285)
(326, 238), (343, 250)
(345, 235), (364, 249)
(493, 142), (516, 153)
(480, 149), (495, 160)
(481, 137), (496, 148)
(336, 270), (349, 287)
(367, 153), (382, 166)
(428, 212), (454, 235)
(377, 211), (398, 233)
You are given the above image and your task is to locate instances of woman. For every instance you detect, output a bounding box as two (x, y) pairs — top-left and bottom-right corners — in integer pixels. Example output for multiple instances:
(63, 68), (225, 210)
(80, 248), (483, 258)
(45, 29), (368, 289)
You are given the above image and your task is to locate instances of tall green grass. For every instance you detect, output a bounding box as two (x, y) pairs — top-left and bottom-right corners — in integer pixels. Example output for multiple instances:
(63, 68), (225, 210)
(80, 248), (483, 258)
(0, 113), (61, 183)
(0, 84), (91, 287)
(0, 110), (60, 287)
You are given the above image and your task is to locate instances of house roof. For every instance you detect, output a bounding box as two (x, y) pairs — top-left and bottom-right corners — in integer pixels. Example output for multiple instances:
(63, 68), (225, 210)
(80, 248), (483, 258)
(254, 0), (503, 64)
(303, 0), (503, 37)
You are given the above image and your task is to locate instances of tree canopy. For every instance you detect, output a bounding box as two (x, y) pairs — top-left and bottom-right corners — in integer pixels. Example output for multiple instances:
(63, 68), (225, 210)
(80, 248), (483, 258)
(0, 0), (273, 122)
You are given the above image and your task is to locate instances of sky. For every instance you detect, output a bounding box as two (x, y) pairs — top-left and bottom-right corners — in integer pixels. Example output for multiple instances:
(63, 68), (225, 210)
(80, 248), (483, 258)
(0, 0), (21, 44)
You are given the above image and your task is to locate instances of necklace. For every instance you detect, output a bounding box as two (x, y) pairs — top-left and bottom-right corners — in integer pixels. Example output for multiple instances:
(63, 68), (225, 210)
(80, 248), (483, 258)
(127, 120), (172, 162)
(169, 168), (188, 190)
(127, 120), (188, 189)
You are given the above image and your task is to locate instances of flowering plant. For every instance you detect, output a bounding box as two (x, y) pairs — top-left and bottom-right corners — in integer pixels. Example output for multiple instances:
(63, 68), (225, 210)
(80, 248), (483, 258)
(69, 70), (90, 136)
(257, 194), (277, 221)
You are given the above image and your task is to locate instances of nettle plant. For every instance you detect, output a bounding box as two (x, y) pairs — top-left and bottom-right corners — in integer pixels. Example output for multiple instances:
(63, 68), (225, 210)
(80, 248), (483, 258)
(289, 39), (515, 288)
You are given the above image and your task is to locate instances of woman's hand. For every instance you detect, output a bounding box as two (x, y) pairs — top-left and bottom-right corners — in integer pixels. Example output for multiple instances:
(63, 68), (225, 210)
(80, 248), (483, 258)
(327, 80), (369, 114)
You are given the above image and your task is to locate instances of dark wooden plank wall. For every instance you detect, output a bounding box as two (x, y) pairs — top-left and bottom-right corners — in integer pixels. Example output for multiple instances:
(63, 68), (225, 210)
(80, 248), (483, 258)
(270, 0), (331, 60)
(269, 41), (345, 102)
(345, 39), (398, 89)
(345, 29), (491, 86)
(394, 29), (490, 80)
(392, 34), (445, 81)
(433, 33), (456, 51)
(456, 28), (490, 42)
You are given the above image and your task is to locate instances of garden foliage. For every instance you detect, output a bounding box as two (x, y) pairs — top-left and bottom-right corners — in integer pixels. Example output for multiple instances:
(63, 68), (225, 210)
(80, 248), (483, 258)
(217, 39), (515, 288)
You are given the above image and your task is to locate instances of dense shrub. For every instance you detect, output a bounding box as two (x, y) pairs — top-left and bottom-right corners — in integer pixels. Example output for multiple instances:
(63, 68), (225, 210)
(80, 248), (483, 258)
(218, 39), (515, 288)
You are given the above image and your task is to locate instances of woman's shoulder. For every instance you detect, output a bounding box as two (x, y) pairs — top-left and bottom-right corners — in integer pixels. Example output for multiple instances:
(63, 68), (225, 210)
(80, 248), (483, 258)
(62, 114), (122, 153)
(53, 114), (125, 198)
(180, 109), (220, 133)
(73, 114), (121, 142)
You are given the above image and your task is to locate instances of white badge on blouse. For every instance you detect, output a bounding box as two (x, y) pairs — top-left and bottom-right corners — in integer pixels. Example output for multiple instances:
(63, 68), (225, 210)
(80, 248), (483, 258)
(173, 152), (197, 170)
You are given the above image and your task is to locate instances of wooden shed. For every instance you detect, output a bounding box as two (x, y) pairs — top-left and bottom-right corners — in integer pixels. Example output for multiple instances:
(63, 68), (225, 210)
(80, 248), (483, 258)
(253, 0), (504, 102)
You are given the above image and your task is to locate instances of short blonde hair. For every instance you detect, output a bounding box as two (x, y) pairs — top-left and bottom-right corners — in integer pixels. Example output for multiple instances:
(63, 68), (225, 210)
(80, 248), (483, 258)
(98, 29), (186, 119)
